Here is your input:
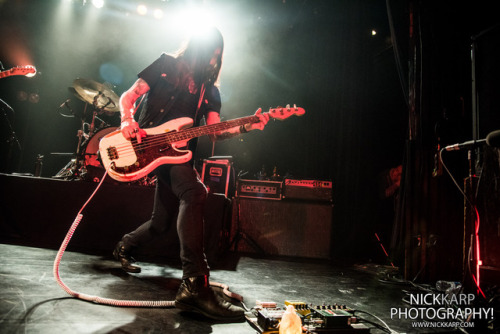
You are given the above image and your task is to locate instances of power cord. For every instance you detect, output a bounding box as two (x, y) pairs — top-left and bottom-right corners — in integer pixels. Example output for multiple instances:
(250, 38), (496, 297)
(353, 309), (399, 334)
(439, 148), (486, 299)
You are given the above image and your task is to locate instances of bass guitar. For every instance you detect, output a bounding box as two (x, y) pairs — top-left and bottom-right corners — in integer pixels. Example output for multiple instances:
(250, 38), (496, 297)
(99, 105), (305, 182)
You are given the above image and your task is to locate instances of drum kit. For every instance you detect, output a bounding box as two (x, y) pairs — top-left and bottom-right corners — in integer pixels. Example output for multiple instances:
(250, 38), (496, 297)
(54, 78), (156, 185)
(54, 78), (120, 181)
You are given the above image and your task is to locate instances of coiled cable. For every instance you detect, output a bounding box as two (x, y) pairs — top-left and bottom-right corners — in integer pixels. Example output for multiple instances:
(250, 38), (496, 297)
(53, 166), (243, 307)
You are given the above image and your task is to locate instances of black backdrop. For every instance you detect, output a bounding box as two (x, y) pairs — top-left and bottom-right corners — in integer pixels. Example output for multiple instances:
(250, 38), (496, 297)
(1, 0), (498, 281)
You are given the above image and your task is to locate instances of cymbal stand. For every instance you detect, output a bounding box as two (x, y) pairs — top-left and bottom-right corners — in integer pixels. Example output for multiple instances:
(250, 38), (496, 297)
(90, 92), (114, 133)
(54, 101), (88, 180)
(90, 92), (104, 134)
(69, 94), (113, 180)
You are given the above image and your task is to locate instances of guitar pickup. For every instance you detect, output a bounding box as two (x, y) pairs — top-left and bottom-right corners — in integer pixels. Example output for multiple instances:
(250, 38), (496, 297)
(107, 146), (118, 160)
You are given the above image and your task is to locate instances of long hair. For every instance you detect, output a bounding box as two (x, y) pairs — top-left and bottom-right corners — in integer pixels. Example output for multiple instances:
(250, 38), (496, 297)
(174, 27), (224, 87)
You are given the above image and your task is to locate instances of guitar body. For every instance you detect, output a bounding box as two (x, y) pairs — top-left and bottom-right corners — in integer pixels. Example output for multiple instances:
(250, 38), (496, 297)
(99, 117), (194, 182)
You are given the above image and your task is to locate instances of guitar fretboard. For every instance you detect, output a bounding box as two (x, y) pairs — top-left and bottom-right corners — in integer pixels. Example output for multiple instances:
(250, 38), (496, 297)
(163, 114), (261, 143)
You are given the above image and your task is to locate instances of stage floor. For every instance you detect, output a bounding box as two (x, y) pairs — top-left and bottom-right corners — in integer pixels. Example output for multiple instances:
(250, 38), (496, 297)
(0, 243), (461, 334)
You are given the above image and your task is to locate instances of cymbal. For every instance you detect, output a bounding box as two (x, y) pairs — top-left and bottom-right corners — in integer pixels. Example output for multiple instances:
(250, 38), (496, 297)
(73, 78), (120, 112)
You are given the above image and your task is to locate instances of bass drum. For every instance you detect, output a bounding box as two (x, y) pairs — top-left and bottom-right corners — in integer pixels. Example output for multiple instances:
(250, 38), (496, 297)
(82, 126), (118, 168)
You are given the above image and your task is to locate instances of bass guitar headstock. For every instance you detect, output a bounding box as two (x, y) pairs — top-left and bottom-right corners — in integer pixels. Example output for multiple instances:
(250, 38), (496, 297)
(268, 104), (305, 120)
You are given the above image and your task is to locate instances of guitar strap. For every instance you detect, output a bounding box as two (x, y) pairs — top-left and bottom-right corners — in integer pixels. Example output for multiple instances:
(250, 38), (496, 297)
(151, 82), (206, 128)
(193, 83), (206, 126)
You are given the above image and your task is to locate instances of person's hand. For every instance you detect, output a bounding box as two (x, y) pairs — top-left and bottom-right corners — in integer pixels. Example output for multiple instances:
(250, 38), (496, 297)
(248, 108), (270, 131)
(121, 119), (147, 143)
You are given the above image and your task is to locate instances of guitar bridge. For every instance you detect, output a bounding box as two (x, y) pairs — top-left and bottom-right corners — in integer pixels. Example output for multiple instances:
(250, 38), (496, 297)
(107, 146), (118, 160)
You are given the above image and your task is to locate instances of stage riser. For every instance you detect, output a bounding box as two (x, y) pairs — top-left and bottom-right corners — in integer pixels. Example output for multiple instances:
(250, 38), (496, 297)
(0, 174), (158, 253)
(1, 174), (335, 262)
(0, 174), (231, 263)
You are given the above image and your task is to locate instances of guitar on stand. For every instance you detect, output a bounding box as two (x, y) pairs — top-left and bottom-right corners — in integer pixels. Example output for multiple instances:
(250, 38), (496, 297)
(99, 105), (306, 182)
(0, 65), (37, 79)
(0, 65), (36, 173)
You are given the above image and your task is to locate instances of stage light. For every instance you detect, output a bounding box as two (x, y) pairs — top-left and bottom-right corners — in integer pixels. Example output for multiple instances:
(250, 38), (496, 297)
(28, 93), (40, 104)
(153, 8), (164, 20)
(174, 7), (215, 37)
(137, 4), (148, 16)
(92, 0), (104, 9)
(371, 29), (377, 36)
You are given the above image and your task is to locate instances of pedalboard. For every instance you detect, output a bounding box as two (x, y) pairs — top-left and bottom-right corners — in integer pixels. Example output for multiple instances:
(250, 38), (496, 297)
(310, 308), (351, 329)
(246, 300), (370, 334)
(257, 308), (285, 332)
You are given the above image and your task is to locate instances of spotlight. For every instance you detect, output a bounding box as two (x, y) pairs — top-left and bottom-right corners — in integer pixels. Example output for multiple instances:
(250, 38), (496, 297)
(137, 4), (148, 16)
(175, 7), (214, 36)
(153, 8), (164, 20)
(371, 29), (377, 36)
(16, 91), (28, 101)
(28, 93), (40, 104)
(92, 0), (104, 9)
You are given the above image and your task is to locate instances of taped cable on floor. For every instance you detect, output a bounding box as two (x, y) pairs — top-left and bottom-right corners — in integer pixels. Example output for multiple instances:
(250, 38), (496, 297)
(53, 165), (243, 308)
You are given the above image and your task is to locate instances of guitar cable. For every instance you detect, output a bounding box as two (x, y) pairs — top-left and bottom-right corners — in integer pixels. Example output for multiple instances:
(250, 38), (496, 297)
(53, 163), (244, 308)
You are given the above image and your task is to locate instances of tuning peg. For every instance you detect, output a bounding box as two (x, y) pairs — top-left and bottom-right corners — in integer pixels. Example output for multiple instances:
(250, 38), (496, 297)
(286, 104), (290, 109)
(293, 104), (297, 109)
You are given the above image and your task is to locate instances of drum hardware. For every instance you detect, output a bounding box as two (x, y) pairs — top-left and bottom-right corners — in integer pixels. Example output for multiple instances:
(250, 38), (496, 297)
(72, 78), (120, 113)
(55, 78), (156, 186)
(55, 78), (120, 180)
(81, 126), (118, 168)
(73, 78), (118, 144)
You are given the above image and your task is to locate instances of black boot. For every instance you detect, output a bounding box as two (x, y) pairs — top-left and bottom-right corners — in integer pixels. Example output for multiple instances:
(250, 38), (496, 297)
(113, 241), (141, 273)
(175, 276), (245, 321)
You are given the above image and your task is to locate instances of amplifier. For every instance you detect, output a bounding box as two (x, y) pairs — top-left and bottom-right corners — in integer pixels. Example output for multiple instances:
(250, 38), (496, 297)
(283, 179), (333, 202)
(201, 157), (234, 197)
(232, 198), (333, 259)
(236, 179), (282, 200)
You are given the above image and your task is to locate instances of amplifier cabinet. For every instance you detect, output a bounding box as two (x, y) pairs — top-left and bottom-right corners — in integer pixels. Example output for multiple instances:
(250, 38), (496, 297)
(231, 197), (333, 259)
(283, 179), (333, 202)
(236, 179), (283, 200)
(201, 158), (234, 197)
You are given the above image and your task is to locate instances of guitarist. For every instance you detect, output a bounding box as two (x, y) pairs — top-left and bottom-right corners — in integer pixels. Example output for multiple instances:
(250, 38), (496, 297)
(113, 26), (269, 321)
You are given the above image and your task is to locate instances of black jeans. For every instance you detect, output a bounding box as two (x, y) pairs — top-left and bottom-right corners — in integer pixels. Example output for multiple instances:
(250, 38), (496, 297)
(122, 163), (209, 279)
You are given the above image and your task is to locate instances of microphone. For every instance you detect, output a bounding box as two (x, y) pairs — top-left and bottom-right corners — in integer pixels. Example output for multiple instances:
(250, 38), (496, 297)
(444, 139), (486, 151)
(486, 129), (500, 148)
(445, 129), (500, 151)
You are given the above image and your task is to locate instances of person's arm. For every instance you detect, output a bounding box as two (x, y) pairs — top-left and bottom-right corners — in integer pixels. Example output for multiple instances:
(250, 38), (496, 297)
(120, 78), (149, 143)
(207, 108), (270, 141)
